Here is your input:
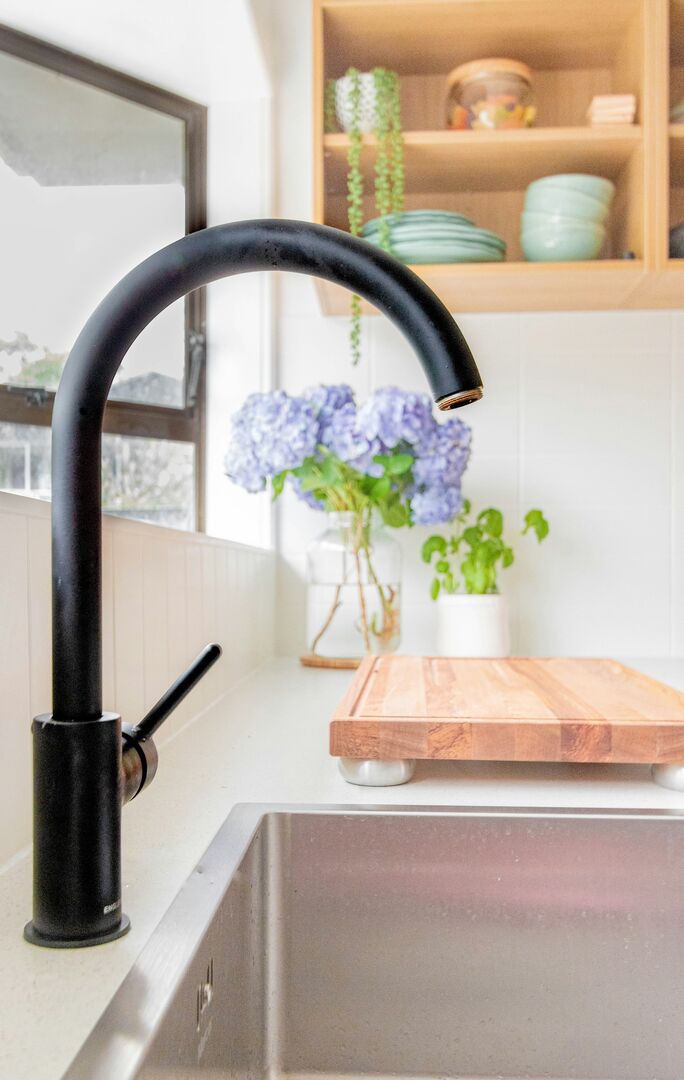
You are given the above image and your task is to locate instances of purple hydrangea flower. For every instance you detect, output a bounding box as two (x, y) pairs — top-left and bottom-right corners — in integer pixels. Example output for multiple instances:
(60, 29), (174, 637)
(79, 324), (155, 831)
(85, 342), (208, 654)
(305, 383), (355, 422)
(412, 417), (472, 489)
(225, 383), (472, 526)
(304, 383), (355, 450)
(410, 485), (464, 526)
(356, 386), (436, 449)
(324, 402), (384, 476)
(415, 412), (471, 458)
(224, 390), (319, 492)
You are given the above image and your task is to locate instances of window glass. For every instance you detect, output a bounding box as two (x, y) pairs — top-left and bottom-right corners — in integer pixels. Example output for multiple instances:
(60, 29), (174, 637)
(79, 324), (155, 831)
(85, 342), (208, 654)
(0, 49), (186, 408)
(0, 423), (195, 530)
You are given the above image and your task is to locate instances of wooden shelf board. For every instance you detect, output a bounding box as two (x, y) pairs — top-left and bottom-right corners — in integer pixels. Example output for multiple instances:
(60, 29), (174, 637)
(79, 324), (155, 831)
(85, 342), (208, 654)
(324, 127), (642, 195)
(321, 0), (642, 74)
(315, 260), (646, 315)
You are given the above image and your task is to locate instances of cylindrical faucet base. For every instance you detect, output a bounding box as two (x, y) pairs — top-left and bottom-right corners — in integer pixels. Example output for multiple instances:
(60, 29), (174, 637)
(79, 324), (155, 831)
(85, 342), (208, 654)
(24, 712), (130, 948)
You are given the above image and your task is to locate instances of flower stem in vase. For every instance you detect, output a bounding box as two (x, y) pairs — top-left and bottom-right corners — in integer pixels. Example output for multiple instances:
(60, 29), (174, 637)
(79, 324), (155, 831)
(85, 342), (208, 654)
(351, 512), (372, 653)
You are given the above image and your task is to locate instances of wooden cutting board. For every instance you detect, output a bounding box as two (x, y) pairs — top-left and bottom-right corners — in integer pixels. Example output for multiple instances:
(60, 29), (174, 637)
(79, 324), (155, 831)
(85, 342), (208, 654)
(330, 656), (684, 765)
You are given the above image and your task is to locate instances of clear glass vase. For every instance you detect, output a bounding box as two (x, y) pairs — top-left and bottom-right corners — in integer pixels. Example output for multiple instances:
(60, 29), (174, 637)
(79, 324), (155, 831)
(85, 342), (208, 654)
(306, 510), (402, 660)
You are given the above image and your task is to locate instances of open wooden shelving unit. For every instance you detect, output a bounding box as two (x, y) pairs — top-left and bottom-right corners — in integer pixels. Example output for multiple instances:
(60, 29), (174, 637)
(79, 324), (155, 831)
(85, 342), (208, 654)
(312, 0), (684, 314)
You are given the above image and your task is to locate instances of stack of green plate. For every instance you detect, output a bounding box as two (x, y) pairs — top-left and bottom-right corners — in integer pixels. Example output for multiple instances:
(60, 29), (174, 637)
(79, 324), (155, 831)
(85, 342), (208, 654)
(361, 210), (506, 264)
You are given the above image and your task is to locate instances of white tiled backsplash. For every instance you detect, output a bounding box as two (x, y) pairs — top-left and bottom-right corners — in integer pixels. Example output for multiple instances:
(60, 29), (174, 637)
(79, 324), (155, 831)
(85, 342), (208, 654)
(0, 491), (274, 868)
(275, 309), (682, 660)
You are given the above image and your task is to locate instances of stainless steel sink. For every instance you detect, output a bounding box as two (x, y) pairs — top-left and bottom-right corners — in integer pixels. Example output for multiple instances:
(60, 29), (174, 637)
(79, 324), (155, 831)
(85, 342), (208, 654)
(65, 806), (684, 1079)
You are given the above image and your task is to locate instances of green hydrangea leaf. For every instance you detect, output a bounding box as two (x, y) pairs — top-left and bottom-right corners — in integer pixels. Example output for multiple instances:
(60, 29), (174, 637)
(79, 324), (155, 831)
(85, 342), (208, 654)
(271, 472), (286, 499)
(371, 476), (391, 501)
(386, 452), (414, 475)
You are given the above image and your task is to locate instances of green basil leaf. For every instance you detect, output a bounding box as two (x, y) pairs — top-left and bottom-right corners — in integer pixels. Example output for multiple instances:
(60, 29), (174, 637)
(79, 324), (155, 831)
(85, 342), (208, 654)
(421, 535), (448, 562)
(463, 525), (483, 548)
(478, 507), (503, 538)
(523, 508), (550, 542)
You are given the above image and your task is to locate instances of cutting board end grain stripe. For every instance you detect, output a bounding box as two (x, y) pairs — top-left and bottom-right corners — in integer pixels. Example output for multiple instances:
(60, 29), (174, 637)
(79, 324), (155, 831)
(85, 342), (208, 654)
(329, 657), (684, 765)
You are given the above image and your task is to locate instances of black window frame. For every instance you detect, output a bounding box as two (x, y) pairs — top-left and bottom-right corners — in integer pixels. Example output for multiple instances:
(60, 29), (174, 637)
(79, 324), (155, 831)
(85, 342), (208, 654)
(0, 24), (208, 529)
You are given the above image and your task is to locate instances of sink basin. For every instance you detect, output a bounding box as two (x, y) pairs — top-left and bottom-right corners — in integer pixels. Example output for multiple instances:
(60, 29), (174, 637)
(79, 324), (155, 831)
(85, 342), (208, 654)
(65, 805), (684, 1079)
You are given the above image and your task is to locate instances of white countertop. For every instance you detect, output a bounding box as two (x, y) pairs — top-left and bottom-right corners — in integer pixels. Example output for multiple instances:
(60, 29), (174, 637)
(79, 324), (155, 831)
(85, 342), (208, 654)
(3, 656), (684, 1080)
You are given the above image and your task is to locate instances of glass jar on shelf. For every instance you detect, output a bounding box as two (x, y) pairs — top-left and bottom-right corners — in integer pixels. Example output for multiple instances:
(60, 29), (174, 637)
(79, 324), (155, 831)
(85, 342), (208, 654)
(305, 510), (401, 662)
(446, 58), (536, 130)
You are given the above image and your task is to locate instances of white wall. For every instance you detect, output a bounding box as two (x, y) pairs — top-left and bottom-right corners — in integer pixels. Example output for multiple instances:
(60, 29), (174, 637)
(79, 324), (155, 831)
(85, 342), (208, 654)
(269, 0), (684, 659)
(0, 0), (275, 546)
(0, 491), (274, 868)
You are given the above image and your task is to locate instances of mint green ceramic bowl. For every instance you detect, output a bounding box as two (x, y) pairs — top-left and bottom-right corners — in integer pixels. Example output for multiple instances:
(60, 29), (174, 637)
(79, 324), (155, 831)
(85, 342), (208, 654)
(521, 222), (605, 262)
(521, 209), (602, 230)
(524, 185), (609, 223)
(527, 173), (615, 206)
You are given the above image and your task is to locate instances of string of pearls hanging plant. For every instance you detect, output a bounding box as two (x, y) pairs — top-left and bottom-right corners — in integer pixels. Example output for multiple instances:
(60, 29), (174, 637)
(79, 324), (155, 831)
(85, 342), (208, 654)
(326, 67), (405, 365)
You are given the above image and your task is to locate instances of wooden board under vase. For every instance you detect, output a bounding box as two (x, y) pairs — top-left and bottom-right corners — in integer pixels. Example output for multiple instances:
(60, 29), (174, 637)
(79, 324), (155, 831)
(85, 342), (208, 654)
(330, 656), (684, 765)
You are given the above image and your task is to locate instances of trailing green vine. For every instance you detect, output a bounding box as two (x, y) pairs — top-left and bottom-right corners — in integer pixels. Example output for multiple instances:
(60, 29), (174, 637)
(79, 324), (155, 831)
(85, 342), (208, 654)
(328, 67), (405, 365)
(345, 68), (365, 366)
(324, 78), (337, 134)
(345, 69), (365, 241)
(372, 68), (404, 253)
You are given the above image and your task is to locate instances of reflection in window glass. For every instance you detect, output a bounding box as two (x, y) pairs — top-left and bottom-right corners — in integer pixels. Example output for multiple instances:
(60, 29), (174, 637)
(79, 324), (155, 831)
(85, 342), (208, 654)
(0, 49), (186, 408)
(0, 424), (195, 531)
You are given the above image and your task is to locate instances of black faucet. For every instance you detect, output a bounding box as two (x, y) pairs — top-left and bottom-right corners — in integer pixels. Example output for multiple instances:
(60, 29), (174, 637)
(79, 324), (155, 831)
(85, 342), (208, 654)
(24, 219), (483, 948)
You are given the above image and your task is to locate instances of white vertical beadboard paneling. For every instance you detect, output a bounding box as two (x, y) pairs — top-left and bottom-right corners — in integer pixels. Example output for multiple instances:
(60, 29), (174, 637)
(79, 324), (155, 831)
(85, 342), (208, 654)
(201, 543), (220, 707)
(0, 492), (275, 867)
(260, 552), (275, 661)
(218, 546), (234, 690)
(185, 542), (207, 718)
(233, 549), (251, 678)
(142, 535), (171, 712)
(112, 529), (145, 725)
(0, 510), (31, 864)
(185, 543), (204, 653)
(26, 514), (51, 719)
(165, 537), (190, 739)
(102, 527), (116, 712)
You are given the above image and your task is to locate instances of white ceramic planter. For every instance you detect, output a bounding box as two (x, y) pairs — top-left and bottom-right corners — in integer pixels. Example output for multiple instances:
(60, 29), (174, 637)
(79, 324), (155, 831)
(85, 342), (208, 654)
(436, 593), (510, 657)
(335, 73), (378, 133)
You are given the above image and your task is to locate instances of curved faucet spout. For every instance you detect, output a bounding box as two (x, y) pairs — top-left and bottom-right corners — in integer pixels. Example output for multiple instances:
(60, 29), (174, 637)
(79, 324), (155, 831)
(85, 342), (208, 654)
(52, 219), (482, 721)
(28, 218), (482, 948)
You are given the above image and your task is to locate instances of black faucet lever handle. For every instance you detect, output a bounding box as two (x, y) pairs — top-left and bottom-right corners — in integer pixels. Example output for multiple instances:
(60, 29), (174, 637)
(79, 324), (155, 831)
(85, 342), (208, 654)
(121, 643), (222, 805)
(137, 643), (222, 741)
